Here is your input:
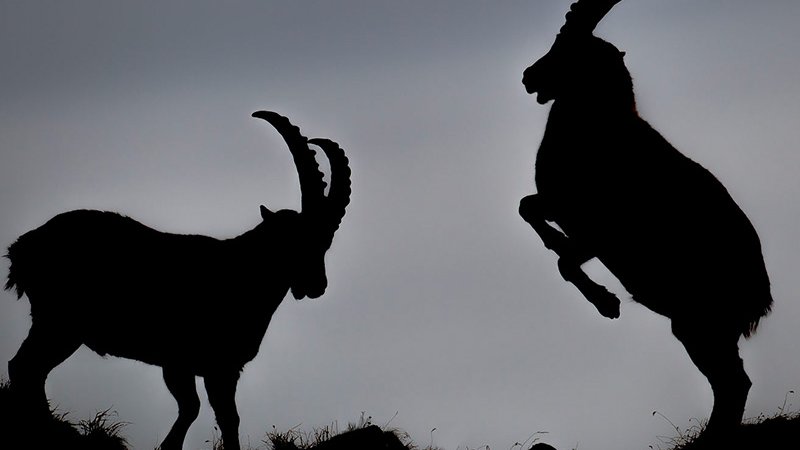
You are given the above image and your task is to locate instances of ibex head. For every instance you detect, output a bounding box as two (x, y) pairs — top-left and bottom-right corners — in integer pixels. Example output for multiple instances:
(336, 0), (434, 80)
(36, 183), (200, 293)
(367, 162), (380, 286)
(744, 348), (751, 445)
(523, 0), (632, 106)
(251, 111), (351, 300)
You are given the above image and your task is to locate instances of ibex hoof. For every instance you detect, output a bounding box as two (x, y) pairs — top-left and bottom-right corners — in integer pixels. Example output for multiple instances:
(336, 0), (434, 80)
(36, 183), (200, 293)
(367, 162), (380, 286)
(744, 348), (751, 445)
(589, 287), (620, 319)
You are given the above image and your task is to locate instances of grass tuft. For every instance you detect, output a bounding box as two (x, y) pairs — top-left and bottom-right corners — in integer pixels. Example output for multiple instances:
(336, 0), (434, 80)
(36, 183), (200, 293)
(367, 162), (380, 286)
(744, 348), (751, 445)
(651, 392), (800, 450)
(0, 378), (129, 450)
(262, 412), (416, 450)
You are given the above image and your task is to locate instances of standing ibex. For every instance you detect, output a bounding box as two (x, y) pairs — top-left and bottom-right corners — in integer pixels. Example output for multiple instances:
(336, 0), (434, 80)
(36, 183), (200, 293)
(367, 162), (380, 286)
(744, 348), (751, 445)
(4, 111), (351, 450)
(519, 0), (772, 431)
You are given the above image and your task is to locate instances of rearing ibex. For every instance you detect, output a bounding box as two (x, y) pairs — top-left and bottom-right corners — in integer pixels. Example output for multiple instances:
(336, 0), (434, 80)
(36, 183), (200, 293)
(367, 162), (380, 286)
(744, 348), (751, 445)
(519, 0), (772, 431)
(4, 111), (351, 450)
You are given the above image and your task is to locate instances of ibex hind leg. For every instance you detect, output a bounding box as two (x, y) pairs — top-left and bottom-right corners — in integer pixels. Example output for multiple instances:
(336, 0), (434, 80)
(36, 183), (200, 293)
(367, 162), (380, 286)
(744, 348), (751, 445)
(159, 368), (201, 450)
(8, 320), (81, 416)
(671, 320), (751, 433)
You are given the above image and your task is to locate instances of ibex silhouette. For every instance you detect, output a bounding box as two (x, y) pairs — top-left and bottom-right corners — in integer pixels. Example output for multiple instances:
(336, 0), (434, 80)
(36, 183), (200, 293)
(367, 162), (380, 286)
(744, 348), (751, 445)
(4, 111), (351, 450)
(519, 0), (772, 431)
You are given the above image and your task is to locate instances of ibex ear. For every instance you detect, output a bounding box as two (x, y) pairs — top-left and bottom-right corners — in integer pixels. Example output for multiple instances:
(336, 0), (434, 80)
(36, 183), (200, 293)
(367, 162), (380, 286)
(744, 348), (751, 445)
(260, 205), (274, 220)
(619, 51), (626, 58)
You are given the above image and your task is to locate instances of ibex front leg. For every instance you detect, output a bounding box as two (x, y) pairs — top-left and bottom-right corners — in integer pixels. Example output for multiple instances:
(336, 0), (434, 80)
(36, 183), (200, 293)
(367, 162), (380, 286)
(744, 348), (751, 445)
(519, 194), (620, 319)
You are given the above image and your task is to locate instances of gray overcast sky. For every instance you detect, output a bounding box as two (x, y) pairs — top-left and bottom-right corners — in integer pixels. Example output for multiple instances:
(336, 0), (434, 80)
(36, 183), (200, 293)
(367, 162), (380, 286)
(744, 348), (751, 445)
(1, 1), (799, 449)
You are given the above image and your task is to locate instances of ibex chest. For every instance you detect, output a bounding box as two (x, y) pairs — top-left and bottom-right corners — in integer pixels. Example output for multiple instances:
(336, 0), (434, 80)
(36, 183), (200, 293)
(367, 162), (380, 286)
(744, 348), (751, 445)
(534, 123), (618, 195)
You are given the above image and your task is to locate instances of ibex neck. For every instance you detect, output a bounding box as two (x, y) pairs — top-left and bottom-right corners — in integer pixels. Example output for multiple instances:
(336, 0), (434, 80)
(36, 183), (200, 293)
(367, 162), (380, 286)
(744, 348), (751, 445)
(228, 226), (278, 255)
(551, 94), (637, 120)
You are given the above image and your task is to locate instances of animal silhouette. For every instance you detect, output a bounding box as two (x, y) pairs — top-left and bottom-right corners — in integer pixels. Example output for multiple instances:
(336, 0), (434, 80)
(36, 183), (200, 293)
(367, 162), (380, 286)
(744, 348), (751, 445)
(519, 0), (772, 431)
(4, 111), (351, 450)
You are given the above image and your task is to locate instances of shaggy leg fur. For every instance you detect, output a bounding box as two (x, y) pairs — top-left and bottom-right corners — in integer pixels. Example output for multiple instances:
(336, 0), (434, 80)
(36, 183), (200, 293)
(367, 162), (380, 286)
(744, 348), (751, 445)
(160, 368), (201, 450)
(204, 372), (241, 450)
(671, 320), (751, 432)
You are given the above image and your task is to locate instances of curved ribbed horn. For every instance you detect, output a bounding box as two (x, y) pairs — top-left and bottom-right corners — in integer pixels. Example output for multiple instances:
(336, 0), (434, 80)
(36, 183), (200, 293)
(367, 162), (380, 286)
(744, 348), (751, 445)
(560, 0), (622, 35)
(252, 111), (326, 215)
(308, 138), (351, 241)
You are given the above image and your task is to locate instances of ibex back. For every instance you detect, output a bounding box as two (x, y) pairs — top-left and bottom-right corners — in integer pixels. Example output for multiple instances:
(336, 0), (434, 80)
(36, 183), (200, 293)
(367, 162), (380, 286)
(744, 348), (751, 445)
(4, 111), (351, 450)
(519, 0), (772, 432)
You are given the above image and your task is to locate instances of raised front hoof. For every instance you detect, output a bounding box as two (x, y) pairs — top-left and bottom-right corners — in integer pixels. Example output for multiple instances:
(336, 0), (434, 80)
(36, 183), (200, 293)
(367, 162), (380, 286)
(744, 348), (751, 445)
(587, 287), (621, 319)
